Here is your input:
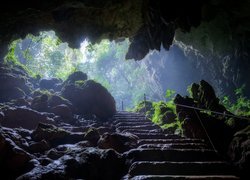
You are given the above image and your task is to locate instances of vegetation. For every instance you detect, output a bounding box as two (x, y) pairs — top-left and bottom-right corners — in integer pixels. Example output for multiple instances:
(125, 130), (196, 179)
(4, 31), (165, 109)
(133, 89), (183, 135)
(221, 85), (250, 116)
(132, 101), (154, 118)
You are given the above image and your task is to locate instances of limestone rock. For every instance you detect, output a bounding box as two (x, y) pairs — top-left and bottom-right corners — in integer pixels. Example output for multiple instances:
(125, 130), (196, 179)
(51, 104), (73, 122)
(84, 128), (100, 146)
(17, 147), (127, 180)
(1, 107), (55, 130)
(39, 78), (62, 90)
(0, 127), (34, 179)
(31, 123), (85, 147)
(98, 132), (138, 153)
(63, 71), (87, 85)
(228, 126), (250, 178)
(62, 80), (116, 120)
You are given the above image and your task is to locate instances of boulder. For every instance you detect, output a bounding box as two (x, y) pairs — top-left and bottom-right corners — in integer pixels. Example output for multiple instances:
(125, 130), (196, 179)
(174, 92), (234, 154)
(0, 64), (33, 103)
(0, 73), (31, 102)
(39, 78), (62, 90)
(0, 111), (4, 122)
(228, 125), (250, 178)
(28, 140), (50, 153)
(48, 95), (72, 109)
(31, 123), (85, 147)
(1, 107), (55, 130)
(162, 110), (176, 124)
(11, 98), (30, 107)
(31, 94), (49, 112)
(63, 71), (87, 85)
(51, 104), (73, 123)
(61, 80), (116, 120)
(98, 132), (138, 153)
(0, 128), (34, 179)
(17, 148), (127, 180)
(193, 80), (228, 113)
(84, 128), (100, 146)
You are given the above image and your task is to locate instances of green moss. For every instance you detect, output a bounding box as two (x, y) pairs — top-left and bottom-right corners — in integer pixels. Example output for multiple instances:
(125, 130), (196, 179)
(152, 101), (168, 125)
(4, 39), (37, 78)
(32, 89), (53, 98)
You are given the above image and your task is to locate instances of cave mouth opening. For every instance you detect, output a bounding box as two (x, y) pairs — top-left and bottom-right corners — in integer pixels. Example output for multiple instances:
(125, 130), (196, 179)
(5, 30), (171, 109)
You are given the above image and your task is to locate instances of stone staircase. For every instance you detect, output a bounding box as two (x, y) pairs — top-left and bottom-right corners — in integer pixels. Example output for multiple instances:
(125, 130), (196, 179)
(112, 111), (239, 180)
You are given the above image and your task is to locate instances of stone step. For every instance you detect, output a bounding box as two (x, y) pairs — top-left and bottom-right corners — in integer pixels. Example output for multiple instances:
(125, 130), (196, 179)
(113, 118), (148, 122)
(138, 143), (209, 150)
(121, 129), (163, 134)
(115, 122), (154, 127)
(128, 161), (236, 176)
(125, 149), (220, 162)
(128, 175), (239, 180)
(113, 119), (149, 123)
(113, 115), (145, 118)
(130, 133), (168, 139)
(117, 125), (161, 131)
(137, 139), (205, 146)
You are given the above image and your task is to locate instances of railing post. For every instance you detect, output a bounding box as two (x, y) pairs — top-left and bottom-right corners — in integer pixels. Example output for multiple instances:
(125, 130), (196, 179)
(121, 101), (124, 111)
(144, 93), (146, 119)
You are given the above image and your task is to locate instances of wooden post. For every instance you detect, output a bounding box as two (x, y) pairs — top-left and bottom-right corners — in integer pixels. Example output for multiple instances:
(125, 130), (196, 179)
(122, 101), (124, 111)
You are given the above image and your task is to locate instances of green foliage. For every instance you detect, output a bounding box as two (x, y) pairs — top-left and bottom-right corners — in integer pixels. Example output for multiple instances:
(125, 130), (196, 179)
(136, 89), (183, 135)
(187, 85), (192, 97)
(5, 31), (165, 109)
(165, 89), (176, 114)
(152, 101), (169, 125)
(4, 39), (36, 77)
(221, 85), (250, 116)
(132, 101), (154, 118)
(166, 89), (175, 99)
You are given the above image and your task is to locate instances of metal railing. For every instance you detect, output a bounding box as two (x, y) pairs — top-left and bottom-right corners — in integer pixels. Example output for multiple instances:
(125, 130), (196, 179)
(141, 93), (250, 153)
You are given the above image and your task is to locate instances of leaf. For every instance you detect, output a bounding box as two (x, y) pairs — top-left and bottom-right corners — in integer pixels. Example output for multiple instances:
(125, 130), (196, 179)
(165, 89), (175, 98)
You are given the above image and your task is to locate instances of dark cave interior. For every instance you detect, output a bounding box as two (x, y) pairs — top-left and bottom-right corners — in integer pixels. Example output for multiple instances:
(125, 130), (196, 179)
(0, 0), (250, 179)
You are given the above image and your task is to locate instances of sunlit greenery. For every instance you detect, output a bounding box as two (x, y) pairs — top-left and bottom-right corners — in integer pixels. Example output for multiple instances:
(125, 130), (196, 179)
(4, 31), (165, 109)
(221, 85), (250, 116)
(132, 89), (183, 134)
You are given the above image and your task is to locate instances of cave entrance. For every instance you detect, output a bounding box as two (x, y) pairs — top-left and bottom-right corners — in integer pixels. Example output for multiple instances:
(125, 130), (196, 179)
(4, 31), (167, 110)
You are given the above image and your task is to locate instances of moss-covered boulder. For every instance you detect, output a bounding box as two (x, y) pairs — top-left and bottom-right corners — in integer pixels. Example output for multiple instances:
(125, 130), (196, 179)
(63, 71), (88, 85)
(61, 80), (116, 120)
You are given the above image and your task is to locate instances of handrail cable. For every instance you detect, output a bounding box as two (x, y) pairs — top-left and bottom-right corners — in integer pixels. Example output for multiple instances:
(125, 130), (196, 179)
(174, 103), (250, 121)
(142, 94), (250, 153)
(193, 109), (218, 152)
(145, 95), (250, 121)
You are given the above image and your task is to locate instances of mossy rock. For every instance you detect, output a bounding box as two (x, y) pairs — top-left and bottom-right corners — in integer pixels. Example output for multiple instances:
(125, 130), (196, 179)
(61, 80), (116, 120)
(64, 71), (88, 85)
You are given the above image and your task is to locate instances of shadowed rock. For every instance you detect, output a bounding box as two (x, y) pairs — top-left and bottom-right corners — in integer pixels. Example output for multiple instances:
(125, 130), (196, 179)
(1, 107), (55, 130)
(62, 79), (116, 120)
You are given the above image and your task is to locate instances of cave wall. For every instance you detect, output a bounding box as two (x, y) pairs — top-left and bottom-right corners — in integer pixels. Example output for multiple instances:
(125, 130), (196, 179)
(175, 0), (250, 98)
(141, 45), (203, 97)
